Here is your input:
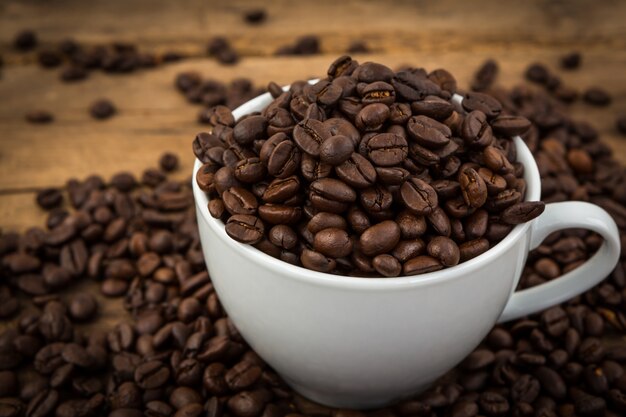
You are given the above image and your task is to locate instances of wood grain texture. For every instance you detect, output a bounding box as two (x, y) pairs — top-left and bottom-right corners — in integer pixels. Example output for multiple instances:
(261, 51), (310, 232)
(1, 0), (626, 63)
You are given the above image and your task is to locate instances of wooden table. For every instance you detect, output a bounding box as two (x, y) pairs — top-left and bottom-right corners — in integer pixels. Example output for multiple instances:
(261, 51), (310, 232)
(0, 0), (625, 330)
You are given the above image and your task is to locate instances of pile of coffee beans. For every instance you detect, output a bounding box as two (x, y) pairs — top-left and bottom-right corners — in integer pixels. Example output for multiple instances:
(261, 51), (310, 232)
(2, 52), (626, 417)
(193, 56), (545, 277)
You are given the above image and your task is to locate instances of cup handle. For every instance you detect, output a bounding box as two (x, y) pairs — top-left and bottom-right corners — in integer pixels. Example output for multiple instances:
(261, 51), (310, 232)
(498, 201), (621, 323)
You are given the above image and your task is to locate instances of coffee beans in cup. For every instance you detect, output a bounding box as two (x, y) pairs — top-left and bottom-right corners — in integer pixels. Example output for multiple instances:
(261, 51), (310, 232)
(193, 56), (544, 277)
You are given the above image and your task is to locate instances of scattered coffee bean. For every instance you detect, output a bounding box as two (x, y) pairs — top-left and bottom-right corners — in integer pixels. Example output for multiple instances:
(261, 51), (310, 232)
(159, 152), (179, 172)
(26, 110), (54, 124)
(244, 9), (267, 24)
(560, 52), (581, 70)
(583, 88), (612, 106)
(89, 99), (116, 119)
(36, 188), (63, 209)
(3, 52), (626, 417)
(13, 29), (37, 51)
(472, 59), (498, 91)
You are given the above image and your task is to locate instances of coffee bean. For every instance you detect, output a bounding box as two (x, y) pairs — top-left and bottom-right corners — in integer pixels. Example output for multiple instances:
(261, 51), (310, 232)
(407, 115), (451, 148)
(36, 188), (63, 210)
(371, 254), (401, 277)
(478, 392), (509, 416)
(462, 92), (502, 118)
(159, 153), (179, 172)
(534, 366), (567, 399)
(541, 307), (569, 336)
(14, 29), (37, 51)
(501, 202), (545, 225)
(560, 52), (581, 69)
(363, 133), (408, 166)
(319, 135), (354, 165)
(359, 221), (401, 256)
(472, 59), (499, 91)
(459, 168), (488, 208)
(583, 88), (611, 107)
(225, 361), (262, 391)
(26, 110), (54, 124)
(68, 293), (97, 321)
(300, 249), (336, 273)
(225, 215), (265, 244)
(490, 116), (531, 137)
(400, 178), (438, 215)
(293, 118), (330, 157)
(410, 96), (454, 121)
(135, 361), (170, 389)
(27, 389), (59, 417)
(313, 228), (353, 258)
(90, 99), (116, 119)
(403, 255), (443, 275)
(427, 236), (460, 267)
(227, 390), (268, 417)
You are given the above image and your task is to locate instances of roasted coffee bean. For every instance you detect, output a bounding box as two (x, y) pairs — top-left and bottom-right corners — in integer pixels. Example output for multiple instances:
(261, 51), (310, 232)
(313, 228), (353, 258)
(459, 168), (487, 208)
(392, 71), (441, 101)
(14, 29), (37, 51)
(472, 59), (499, 91)
(89, 99), (116, 119)
(293, 118), (330, 157)
(336, 153), (377, 188)
(36, 188), (63, 209)
(160, 153), (179, 172)
(407, 115), (451, 148)
(361, 81), (395, 105)
(363, 133), (408, 166)
(356, 103), (390, 131)
(306, 213), (345, 235)
(560, 51), (581, 69)
(403, 255), (443, 275)
(135, 361), (170, 389)
(410, 96), (454, 121)
(68, 293), (97, 321)
(400, 178), (438, 215)
(372, 254), (402, 277)
(26, 389), (59, 417)
(319, 135), (354, 165)
(300, 249), (336, 273)
(233, 116), (267, 145)
(583, 88), (611, 107)
(490, 116), (531, 137)
(501, 202), (545, 225)
(223, 187), (258, 215)
(26, 110), (54, 124)
(534, 366), (567, 399)
(427, 236), (460, 267)
(225, 215), (265, 244)
(359, 221), (401, 256)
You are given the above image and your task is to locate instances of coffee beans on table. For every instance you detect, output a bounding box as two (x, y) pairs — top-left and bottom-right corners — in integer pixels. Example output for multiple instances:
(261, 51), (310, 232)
(193, 56), (544, 277)
(2, 50), (626, 417)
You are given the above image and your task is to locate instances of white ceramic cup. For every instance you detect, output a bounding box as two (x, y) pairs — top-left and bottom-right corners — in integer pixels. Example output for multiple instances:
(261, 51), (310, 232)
(192, 89), (621, 409)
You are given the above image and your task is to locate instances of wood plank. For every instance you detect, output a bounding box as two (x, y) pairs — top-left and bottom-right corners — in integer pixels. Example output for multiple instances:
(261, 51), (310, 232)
(1, 0), (626, 64)
(1, 48), (625, 192)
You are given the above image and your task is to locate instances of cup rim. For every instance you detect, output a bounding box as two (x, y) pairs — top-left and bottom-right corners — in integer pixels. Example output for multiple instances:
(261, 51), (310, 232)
(192, 87), (541, 290)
